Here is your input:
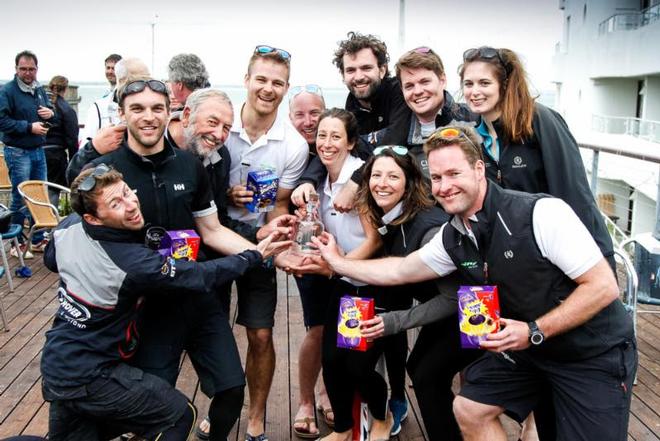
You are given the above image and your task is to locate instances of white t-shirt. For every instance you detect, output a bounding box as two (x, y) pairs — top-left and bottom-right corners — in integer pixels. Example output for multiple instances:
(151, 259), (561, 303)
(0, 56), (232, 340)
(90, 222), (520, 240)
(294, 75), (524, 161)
(319, 154), (366, 286)
(225, 107), (309, 226)
(418, 198), (603, 280)
(78, 93), (119, 143)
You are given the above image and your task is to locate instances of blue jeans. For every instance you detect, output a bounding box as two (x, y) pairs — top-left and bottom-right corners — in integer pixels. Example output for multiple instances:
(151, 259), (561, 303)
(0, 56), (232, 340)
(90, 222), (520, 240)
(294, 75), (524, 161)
(3, 145), (46, 243)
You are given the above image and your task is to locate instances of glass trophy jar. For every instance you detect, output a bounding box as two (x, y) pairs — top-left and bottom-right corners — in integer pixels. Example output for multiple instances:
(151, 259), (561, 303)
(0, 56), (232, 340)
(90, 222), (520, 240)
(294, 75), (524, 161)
(293, 192), (324, 255)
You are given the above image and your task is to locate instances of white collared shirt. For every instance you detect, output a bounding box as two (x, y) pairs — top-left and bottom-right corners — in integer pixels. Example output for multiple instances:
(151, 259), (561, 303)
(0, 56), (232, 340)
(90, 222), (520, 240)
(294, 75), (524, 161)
(318, 154), (366, 285)
(225, 106), (309, 225)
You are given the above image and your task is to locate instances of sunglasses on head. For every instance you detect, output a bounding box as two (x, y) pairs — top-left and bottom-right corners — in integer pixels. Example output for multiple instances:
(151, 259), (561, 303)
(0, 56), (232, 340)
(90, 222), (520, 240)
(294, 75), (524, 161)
(254, 45), (291, 61)
(437, 127), (480, 153)
(411, 46), (433, 55)
(373, 145), (409, 156)
(120, 80), (168, 102)
(289, 84), (323, 99)
(463, 47), (507, 70)
(78, 163), (112, 193)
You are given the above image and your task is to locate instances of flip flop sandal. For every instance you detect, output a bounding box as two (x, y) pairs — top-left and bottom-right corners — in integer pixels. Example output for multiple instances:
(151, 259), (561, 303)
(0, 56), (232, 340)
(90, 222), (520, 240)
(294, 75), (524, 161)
(195, 415), (211, 440)
(293, 416), (320, 439)
(316, 405), (335, 428)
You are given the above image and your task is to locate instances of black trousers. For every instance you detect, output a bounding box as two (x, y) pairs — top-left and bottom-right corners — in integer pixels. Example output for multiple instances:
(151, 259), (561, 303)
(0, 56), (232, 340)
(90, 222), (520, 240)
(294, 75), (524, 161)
(406, 315), (482, 441)
(321, 281), (388, 433)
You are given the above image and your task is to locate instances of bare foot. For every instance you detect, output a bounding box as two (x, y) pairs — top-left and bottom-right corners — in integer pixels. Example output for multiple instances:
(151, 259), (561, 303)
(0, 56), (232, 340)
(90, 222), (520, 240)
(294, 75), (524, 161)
(318, 429), (352, 441)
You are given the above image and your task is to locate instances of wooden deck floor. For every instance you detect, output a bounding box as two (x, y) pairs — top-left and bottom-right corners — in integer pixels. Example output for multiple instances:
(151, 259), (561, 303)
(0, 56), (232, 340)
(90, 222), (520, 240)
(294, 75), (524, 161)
(0, 254), (658, 440)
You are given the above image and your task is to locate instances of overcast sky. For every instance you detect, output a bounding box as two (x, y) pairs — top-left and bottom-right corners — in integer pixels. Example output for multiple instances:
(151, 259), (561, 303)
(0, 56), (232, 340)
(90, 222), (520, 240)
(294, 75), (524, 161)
(0, 0), (563, 93)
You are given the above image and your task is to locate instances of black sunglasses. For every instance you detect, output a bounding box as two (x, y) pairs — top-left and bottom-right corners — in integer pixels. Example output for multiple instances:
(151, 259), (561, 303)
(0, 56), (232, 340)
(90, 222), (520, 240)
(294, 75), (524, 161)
(254, 45), (291, 61)
(78, 163), (112, 193)
(463, 47), (508, 73)
(120, 79), (168, 102)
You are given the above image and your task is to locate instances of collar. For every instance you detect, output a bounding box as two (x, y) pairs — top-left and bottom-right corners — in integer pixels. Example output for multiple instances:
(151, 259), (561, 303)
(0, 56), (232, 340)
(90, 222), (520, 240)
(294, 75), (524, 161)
(82, 218), (145, 244)
(409, 90), (458, 145)
(378, 201), (404, 235)
(202, 149), (223, 167)
(323, 154), (363, 194)
(231, 104), (286, 143)
(121, 136), (178, 167)
(381, 201), (403, 225)
(16, 75), (40, 94)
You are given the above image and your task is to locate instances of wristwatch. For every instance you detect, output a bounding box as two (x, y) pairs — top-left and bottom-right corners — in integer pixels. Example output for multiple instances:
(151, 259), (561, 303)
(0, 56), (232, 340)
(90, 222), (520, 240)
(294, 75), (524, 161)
(528, 321), (545, 345)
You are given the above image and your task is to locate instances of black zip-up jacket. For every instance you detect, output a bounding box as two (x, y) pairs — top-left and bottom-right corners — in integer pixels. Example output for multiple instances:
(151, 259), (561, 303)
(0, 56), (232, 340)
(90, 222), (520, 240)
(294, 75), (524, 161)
(405, 91), (476, 178)
(480, 103), (614, 263)
(345, 76), (411, 147)
(41, 215), (262, 388)
(67, 130), (259, 242)
(442, 182), (633, 361)
(377, 206), (464, 336)
(86, 140), (215, 231)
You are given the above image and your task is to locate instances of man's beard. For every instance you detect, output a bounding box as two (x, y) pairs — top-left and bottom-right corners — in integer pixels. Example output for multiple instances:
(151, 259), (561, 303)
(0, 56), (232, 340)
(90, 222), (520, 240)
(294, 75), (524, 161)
(183, 124), (220, 158)
(349, 77), (381, 100)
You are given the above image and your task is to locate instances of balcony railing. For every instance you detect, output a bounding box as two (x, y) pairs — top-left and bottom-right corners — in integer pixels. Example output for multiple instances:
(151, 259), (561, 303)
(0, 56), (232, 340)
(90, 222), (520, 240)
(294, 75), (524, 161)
(592, 114), (660, 143)
(598, 4), (660, 35)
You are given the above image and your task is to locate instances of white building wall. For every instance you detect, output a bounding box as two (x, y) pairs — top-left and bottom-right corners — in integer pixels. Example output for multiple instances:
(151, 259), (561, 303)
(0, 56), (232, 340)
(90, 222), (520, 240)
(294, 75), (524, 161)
(552, 0), (660, 128)
(644, 76), (660, 121)
(591, 78), (638, 117)
(631, 191), (657, 235)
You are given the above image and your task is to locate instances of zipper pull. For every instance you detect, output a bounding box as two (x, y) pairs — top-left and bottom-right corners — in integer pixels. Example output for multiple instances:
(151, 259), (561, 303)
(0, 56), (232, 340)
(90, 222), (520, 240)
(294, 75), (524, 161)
(483, 262), (489, 283)
(497, 169), (502, 183)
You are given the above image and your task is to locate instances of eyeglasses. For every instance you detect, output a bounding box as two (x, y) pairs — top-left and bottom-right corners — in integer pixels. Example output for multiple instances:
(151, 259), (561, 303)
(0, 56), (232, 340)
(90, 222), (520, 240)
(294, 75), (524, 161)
(78, 163), (112, 193)
(437, 127), (480, 153)
(120, 80), (168, 102)
(254, 45), (291, 61)
(463, 47), (507, 70)
(289, 84), (323, 99)
(373, 145), (409, 156)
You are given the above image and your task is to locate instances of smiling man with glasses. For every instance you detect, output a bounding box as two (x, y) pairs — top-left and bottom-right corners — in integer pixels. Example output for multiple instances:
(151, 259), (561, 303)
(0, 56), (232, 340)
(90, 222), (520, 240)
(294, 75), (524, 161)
(0, 50), (55, 257)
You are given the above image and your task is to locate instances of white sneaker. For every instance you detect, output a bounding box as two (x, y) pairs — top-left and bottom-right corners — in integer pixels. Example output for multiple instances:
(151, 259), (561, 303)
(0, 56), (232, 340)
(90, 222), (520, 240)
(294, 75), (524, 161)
(10, 244), (34, 259)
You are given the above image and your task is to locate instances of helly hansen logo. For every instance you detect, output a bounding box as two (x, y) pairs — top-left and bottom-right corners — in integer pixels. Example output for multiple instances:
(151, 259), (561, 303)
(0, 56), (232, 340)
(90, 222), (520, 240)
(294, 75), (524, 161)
(173, 183), (185, 191)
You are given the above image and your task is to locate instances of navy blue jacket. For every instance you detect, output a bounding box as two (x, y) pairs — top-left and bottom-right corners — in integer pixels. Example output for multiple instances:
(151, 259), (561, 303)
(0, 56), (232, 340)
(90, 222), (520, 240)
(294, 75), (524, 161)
(41, 214), (262, 388)
(0, 76), (51, 148)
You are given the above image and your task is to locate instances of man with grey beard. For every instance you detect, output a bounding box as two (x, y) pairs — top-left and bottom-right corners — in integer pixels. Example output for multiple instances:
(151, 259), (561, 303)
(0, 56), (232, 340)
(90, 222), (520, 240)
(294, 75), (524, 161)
(171, 88), (293, 247)
(171, 88), (296, 440)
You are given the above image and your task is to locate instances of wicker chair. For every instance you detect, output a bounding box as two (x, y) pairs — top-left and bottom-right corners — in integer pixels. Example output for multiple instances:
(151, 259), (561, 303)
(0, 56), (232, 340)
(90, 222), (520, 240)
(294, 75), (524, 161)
(17, 180), (70, 258)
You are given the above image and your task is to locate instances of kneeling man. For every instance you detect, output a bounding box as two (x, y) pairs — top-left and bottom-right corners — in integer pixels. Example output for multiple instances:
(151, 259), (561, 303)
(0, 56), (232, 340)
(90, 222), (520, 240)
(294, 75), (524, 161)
(40, 165), (271, 440)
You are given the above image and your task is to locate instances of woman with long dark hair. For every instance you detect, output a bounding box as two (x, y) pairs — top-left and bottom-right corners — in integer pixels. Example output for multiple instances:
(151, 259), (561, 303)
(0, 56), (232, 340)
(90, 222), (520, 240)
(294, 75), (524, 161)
(355, 145), (481, 441)
(459, 46), (614, 268)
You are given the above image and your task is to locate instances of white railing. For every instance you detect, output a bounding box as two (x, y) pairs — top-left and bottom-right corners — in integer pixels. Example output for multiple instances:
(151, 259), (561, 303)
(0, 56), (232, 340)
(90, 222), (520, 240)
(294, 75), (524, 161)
(591, 114), (660, 144)
(598, 4), (660, 35)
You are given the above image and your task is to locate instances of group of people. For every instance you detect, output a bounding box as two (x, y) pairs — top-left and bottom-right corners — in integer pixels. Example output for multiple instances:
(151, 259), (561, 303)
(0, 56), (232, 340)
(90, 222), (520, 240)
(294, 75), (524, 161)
(0, 29), (636, 441)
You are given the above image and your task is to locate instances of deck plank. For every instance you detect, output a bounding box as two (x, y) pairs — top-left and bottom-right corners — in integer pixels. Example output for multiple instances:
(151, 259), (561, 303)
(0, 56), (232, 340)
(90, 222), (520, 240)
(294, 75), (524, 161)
(0, 255), (658, 441)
